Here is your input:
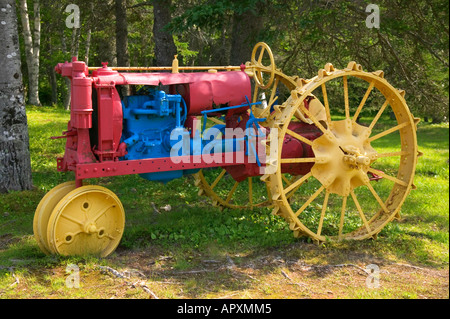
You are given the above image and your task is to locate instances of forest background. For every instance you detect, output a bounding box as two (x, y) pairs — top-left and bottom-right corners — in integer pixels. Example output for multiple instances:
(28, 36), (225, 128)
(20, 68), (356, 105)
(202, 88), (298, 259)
(14, 0), (449, 123)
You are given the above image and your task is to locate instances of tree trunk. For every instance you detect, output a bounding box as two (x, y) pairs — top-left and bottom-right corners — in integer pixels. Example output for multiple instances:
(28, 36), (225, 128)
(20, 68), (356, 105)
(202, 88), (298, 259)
(63, 26), (81, 111)
(115, 0), (130, 67)
(84, 2), (94, 65)
(18, 0), (41, 106)
(153, 0), (177, 66)
(0, 0), (33, 192)
(46, 36), (58, 105)
(115, 0), (130, 96)
(48, 65), (58, 105)
(230, 9), (263, 65)
(85, 27), (92, 65)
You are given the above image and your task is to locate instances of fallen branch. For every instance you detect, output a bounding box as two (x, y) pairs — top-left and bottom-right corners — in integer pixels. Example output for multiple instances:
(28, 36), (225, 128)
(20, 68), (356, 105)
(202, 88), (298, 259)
(97, 265), (159, 298)
(9, 274), (19, 288)
(98, 265), (126, 278)
(0, 267), (19, 295)
(132, 280), (159, 299)
(332, 263), (370, 275)
(173, 269), (213, 275)
(281, 269), (308, 289)
(391, 263), (448, 278)
(296, 262), (369, 276)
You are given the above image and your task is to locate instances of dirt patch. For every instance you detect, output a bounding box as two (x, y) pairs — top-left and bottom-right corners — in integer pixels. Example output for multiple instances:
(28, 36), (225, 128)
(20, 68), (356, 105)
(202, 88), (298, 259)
(96, 247), (449, 299)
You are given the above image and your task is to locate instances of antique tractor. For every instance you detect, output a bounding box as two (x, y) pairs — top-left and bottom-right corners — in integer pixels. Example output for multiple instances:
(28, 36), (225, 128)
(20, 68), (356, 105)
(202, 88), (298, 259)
(33, 43), (420, 257)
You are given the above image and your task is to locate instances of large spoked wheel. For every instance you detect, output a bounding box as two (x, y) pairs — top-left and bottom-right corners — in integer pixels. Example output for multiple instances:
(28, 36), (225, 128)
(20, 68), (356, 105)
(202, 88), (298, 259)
(45, 185), (125, 257)
(267, 62), (420, 241)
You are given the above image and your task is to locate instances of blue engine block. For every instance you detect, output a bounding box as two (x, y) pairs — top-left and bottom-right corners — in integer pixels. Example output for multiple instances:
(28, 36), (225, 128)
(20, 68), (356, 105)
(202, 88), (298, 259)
(121, 87), (197, 183)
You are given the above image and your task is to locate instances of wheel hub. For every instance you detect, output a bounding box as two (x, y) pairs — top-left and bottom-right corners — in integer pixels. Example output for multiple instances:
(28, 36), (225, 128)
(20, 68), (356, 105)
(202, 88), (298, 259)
(311, 119), (377, 196)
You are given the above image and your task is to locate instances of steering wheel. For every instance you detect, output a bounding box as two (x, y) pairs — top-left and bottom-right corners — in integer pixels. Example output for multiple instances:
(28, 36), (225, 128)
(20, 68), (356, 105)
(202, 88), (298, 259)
(251, 42), (276, 89)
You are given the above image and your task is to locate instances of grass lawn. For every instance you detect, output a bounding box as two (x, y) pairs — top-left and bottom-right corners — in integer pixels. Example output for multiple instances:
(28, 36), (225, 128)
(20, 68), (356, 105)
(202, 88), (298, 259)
(0, 105), (448, 299)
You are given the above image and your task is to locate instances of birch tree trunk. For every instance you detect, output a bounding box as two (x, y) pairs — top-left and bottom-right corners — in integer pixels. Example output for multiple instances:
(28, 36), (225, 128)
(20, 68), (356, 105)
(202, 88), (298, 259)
(84, 2), (94, 65)
(0, 0), (33, 192)
(85, 27), (92, 65)
(18, 0), (41, 106)
(63, 26), (80, 110)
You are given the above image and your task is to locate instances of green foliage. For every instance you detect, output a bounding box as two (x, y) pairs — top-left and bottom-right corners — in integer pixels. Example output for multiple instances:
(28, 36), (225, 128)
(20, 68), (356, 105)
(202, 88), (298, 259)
(22, 0), (448, 120)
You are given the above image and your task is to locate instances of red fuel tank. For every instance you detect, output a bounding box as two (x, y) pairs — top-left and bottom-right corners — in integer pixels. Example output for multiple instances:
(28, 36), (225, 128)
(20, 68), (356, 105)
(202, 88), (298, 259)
(172, 71), (252, 115)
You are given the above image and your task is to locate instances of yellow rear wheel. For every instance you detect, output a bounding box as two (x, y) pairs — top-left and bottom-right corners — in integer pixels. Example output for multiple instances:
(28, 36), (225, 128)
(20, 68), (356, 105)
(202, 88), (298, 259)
(267, 62), (420, 241)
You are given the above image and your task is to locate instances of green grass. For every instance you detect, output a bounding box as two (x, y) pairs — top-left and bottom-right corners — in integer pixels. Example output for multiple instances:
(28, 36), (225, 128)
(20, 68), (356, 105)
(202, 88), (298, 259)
(0, 105), (448, 298)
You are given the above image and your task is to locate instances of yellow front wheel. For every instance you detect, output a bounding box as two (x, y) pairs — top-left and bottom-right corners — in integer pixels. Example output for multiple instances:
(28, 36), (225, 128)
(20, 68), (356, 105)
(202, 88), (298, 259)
(34, 184), (125, 257)
(33, 182), (77, 255)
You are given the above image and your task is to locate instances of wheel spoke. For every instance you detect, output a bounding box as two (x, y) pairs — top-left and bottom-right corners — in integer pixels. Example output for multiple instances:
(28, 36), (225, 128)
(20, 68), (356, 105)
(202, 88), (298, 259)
(317, 191), (330, 237)
(368, 122), (409, 142)
(280, 157), (316, 164)
(258, 48), (265, 64)
(268, 77), (280, 109)
(321, 84), (331, 124)
(353, 81), (375, 122)
(364, 179), (390, 214)
(61, 213), (84, 226)
(299, 103), (328, 135)
(294, 185), (324, 217)
(350, 190), (372, 233)
(343, 76), (350, 119)
(368, 99), (389, 131)
(286, 129), (313, 146)
(338, 196), (347, 240)
(225, 181), (239, 204)
(93, 204), (114, 222)
(281, 174), (291, 186)
(284, 172), (311, 195)
(56, 230), (83, 248)
(367, 167), (408, 187)
(208, 117), (225, 126)
(210, 169), (227, 190)
(376, 151), (409, 158)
